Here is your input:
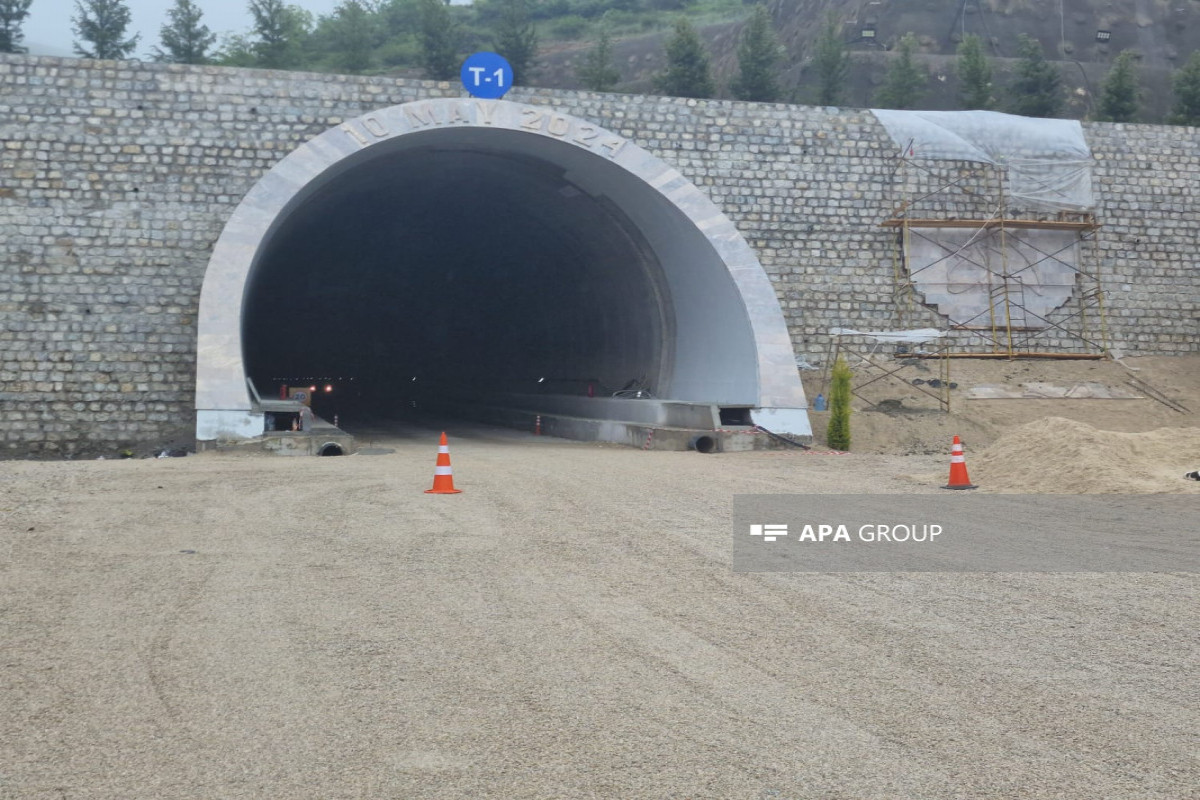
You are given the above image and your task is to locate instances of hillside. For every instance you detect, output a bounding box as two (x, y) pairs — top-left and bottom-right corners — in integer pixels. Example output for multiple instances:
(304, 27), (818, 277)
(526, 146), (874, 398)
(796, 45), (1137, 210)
(537, 0), (1199, 120)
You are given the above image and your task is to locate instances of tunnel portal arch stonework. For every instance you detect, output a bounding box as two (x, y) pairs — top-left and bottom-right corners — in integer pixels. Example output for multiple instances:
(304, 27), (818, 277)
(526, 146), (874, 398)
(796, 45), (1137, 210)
(195, 99), (810, 442)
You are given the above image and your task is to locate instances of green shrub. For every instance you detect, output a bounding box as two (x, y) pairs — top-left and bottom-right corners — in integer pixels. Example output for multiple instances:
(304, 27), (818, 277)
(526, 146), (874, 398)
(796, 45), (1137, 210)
(827, 356), (852, 451)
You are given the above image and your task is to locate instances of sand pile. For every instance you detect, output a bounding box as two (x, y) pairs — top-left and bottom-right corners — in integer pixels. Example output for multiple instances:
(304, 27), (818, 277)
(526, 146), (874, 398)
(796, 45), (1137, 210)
(968, 417), (1200, 493)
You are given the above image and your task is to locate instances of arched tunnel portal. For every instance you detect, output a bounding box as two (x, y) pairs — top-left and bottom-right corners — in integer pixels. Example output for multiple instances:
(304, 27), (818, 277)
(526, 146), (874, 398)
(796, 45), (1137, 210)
(195, 100), (810, 445)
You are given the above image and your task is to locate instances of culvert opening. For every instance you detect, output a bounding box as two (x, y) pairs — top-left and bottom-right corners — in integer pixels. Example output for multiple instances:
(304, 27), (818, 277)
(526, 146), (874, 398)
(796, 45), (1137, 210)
(690, 435), (717, 454)
(318, 443), (345, 456)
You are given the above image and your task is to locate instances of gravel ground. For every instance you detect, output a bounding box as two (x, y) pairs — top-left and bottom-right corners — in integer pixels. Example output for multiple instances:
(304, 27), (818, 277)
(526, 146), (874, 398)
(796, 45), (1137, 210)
(2, 428), (1197, 799)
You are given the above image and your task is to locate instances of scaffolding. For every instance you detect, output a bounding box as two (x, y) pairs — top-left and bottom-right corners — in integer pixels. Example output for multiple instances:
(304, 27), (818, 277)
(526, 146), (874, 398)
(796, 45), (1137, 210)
(814, 112), (1112, 415)
(874, 110), (1110, 359)
(821, 327), (955, 412)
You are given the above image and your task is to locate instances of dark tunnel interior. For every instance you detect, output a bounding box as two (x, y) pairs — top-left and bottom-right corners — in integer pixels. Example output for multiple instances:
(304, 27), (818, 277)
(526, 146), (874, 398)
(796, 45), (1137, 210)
(242, 142), (673, 423)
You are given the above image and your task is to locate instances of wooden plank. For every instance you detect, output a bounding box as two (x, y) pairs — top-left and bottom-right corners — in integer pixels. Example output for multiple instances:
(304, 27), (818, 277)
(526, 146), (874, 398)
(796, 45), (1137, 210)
(881, 218), (1099, 231)
(911, 352), (1108, 360)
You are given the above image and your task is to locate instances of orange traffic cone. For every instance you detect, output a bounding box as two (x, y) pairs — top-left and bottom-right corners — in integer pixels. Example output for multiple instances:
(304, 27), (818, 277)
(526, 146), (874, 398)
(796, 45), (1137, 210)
(943, 435), (977, 490)
(425, 432), (462, 494)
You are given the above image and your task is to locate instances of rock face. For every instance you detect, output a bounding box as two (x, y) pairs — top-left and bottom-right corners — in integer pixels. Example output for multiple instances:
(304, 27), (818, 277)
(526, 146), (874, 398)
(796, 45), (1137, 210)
(0, 53), (1197, 456)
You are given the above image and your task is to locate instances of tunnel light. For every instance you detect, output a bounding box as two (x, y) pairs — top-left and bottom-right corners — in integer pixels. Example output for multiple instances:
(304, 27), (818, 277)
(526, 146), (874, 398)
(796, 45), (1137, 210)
(309, 385), (316, 392)
(324, 385), (333, 393)
(537, 377), (545, 383)
(1096, 30), (1111, 42)
(411, 376), (417, 382)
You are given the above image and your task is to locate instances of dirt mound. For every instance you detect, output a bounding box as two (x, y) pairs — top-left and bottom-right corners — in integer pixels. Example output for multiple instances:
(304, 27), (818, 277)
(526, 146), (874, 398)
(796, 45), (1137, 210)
(971, 417), (1200, 493)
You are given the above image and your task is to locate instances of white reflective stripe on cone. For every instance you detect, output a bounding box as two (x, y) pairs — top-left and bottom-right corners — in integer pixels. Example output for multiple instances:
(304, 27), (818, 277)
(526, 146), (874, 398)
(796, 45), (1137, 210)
(438, 446), (450, 453)
(435, 466), (453, 475)
(950, 455), (965, 463)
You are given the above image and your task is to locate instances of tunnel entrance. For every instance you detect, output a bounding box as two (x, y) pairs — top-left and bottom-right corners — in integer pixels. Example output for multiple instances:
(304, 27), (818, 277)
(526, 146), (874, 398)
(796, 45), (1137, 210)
(242, 141), (669, 424)
(196, 99), (810, 446)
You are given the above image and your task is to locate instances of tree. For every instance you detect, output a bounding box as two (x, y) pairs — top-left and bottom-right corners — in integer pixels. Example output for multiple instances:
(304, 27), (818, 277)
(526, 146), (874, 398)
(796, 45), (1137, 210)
(72, 0), (140, 60)
(811, 11), (848, 106)
(153, 0), (216, 64)
(0, 0), (32, 54)
(418, 0), (457, 80)
(329, 0), (376, 74)
(248, 0), (311, 69)
(731, 4), (781, 103)
(956, 33), (992, 110)
(1169, 51), (1200, 126)
(576, 19), (620, 93)
(494, 0), (538, 86)
(1007, 33), (1061, 118)
(1096, 49), (1140, 122)
(656, 17), (713, 99)
(874, 32), (925, 109)
(213, 32), (256, 67)
(826, 356), (852, 451)
(379, 0), (420, 39)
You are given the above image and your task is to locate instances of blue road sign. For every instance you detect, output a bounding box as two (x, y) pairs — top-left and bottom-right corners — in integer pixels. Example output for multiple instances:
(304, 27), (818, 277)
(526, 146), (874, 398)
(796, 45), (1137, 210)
(460, 52), (514, 100)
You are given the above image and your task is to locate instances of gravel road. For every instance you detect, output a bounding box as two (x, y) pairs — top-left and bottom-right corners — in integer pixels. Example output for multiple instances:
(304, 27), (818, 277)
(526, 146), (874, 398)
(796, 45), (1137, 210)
(2, 428), (1197, 799)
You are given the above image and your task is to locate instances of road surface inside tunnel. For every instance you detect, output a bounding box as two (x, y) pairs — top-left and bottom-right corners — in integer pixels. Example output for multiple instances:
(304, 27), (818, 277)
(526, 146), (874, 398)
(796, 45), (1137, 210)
(334, 413), (575, 450)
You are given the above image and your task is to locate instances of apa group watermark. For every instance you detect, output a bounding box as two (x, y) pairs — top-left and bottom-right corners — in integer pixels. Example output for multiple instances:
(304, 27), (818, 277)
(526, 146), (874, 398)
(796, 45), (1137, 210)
(733, 494), (1200, 573)
(750, 523), (943, 543)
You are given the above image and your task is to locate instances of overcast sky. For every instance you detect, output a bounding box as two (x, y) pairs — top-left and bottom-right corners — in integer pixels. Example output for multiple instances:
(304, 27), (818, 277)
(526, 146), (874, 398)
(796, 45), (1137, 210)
(23, 0), (344, 58)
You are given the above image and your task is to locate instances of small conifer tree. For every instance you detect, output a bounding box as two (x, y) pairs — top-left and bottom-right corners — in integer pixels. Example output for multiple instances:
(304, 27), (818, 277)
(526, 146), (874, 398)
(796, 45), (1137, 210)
(812, 11), (848, 106)
(1169, 51), (1200, 126)
(494, 0), (538, 86)
(827, 356), (852, 451)
(154, 0), (216, 64)
(1097, 49), (1140, 122)
(1007, 33), (1062, 118)
(0, 0), (33, 54)
(73, 0), (140, 60)
(577, 20), (620, 92)
(731, 4), (781, 103)
(956, 33), (992, 110)
(874, 32), (925, 109)
(656, 17), (714, 99)
(418, 0), (458, 80)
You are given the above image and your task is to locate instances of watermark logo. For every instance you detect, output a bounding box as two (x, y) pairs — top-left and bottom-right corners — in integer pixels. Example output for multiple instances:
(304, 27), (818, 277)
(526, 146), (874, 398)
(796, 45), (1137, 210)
(749, 524), (788, 542)
(734, 494), (1200, 572)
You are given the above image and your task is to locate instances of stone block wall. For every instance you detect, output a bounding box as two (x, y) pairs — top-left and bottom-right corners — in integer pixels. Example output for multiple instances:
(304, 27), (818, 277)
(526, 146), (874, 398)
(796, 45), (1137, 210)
(1, 54), (1196, 456)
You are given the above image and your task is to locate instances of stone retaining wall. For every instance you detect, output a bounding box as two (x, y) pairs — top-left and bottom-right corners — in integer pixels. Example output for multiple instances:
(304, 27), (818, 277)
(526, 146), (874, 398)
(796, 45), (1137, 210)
(1, 55), (1196, 456)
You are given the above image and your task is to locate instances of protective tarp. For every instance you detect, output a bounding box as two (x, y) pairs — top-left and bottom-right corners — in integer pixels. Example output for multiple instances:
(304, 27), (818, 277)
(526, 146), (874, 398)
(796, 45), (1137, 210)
(870, 110), (1093, 212)
(904, 227), (1081, 330)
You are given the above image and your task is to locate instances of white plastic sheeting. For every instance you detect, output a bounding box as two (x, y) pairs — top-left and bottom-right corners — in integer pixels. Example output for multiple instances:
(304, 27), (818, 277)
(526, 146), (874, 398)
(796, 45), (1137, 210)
(870, 110), (1094, 212)
(904, 226), (1081, 329)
